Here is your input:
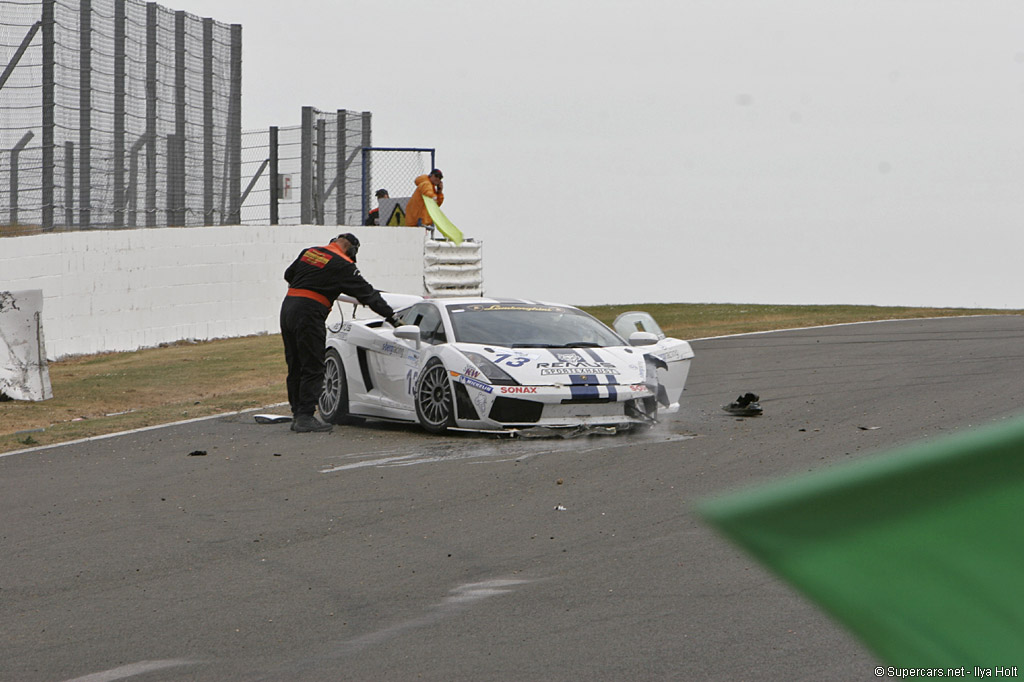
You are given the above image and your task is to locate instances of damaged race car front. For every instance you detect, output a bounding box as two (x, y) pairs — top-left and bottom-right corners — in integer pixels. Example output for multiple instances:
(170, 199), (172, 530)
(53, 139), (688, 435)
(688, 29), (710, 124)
(438, 338), (690, 435)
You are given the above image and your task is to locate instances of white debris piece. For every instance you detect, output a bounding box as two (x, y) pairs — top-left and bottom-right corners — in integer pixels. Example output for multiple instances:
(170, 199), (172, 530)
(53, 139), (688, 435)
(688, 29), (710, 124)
(0, 289), (53, 401)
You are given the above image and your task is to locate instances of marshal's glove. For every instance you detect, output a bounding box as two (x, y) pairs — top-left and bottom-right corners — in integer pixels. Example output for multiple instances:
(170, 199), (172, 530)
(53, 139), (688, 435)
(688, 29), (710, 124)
(385, 315), (400, 327)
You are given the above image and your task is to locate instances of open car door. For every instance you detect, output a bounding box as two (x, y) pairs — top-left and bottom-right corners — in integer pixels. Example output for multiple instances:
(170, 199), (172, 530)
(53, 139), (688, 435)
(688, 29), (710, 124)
(614, 311), (693, 412)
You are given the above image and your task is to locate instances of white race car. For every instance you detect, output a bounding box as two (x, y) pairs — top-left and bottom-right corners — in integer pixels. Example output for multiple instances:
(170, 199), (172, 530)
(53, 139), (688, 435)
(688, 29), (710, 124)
(319, 296), (693, 434)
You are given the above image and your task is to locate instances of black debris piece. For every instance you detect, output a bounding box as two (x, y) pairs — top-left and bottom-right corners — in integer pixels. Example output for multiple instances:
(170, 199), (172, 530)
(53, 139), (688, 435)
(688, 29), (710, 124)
(188, 450), (207, 457)
(723, 392), (763, 417)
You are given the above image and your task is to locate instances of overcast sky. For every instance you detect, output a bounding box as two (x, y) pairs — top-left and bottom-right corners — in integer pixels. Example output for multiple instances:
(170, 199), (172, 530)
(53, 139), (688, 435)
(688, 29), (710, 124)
(169, 0), (1024, 308)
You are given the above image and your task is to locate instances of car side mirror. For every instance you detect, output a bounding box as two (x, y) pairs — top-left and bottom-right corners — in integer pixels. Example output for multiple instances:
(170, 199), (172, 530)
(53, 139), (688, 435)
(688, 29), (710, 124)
(628, 331), (659, 347)
(394, 325), (421, 348)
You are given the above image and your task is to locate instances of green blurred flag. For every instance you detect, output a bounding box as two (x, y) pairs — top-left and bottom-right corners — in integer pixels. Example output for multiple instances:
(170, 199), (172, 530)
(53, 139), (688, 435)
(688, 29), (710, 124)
(423, 195), (463, 245)
(699, 417), (1024, 667)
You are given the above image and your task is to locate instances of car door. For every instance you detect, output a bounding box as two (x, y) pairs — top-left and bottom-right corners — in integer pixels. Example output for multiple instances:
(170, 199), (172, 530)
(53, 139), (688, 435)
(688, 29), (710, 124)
(614, 311), (693, 409)
(338, 310), (422, 413)
(358, 302), (444, 410)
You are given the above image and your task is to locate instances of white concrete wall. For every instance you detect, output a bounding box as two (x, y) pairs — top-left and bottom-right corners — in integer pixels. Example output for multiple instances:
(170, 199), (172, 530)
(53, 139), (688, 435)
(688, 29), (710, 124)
(0, 225), (426, 359)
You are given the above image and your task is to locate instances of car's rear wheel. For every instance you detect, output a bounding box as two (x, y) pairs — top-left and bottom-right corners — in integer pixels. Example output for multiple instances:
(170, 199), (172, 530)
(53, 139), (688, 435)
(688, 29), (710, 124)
(415, 358), (455, 434)
(319, 349), (363, 425)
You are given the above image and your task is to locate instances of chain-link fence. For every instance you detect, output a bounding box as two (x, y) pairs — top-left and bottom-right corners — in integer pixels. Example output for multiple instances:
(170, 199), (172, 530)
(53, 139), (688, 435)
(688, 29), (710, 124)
(361, 146), (436, 225)
(1, 0), (438, 235)
(235, 109), (437, 228)
(0, 0), (240, 235)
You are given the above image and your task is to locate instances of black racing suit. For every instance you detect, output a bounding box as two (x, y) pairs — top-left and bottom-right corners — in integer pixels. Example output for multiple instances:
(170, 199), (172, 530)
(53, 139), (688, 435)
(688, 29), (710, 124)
(280, 242), (396, 417)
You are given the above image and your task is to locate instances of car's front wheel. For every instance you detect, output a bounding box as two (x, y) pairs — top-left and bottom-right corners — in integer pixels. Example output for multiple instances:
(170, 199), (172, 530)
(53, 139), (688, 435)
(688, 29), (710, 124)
(319, 349), (362, 425)
(415, 358), (455, 434)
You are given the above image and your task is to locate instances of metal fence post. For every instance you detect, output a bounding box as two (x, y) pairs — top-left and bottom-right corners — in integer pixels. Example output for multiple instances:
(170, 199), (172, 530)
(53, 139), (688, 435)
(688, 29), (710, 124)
(128, 134), (146, 227)
(145, 2), (157, 227)
(202, 17), (214, 225)
(360, 111), (371, 227)
(226, 23), (242, 224)
(269, 126), (279, 225)
(300, 106), (313, 224)
(64, 142), (74, 227)
(9, 132), (34, 225)
(166, 135), (185, 226)
(79, 0), (92, 228)
(360, 148), (368, 228)
(316, 117), (326, 225)
(169, 10), (186, 226)
(41, 0), (55, 230)
(336, 110), (346, 226)
(113, 0), (126, 226)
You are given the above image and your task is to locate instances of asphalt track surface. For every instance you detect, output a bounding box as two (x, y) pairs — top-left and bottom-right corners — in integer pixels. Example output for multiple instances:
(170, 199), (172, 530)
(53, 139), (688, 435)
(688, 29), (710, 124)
(3, 316), (1024, 682)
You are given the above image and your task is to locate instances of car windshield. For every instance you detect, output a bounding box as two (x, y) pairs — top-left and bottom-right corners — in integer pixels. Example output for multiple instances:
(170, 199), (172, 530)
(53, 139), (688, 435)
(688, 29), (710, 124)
(446, 303), (626, 348)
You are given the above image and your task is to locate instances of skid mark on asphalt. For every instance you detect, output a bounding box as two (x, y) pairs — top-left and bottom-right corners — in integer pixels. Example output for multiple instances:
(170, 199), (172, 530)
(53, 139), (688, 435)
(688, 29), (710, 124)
(332, 578), (532, 654)
(319, 431), (695, 473)
(62, 659), (199, 682)
(251, 578), (534, 680)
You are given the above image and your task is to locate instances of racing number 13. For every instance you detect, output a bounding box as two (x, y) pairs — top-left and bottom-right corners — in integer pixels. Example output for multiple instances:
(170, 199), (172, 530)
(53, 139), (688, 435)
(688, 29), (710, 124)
(493, 354), (530, 367)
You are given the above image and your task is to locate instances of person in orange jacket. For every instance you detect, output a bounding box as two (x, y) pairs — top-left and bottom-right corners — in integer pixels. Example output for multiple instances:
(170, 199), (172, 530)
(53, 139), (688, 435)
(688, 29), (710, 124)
(404, 169), (444, 227)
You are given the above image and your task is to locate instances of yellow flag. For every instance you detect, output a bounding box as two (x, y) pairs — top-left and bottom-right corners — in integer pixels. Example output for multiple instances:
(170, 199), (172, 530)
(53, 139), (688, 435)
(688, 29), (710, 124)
(422, 195), (463, 245)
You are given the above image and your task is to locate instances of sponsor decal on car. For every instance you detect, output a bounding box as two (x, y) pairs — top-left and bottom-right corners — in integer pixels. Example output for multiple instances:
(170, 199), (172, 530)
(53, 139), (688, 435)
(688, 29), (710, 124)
(537, 361), (620, 376)
(486, 349), (539, 361)
(499, 386), (538, 394)
(329, 321), (346, 335)
(460, 304), (565, 313)
(473, 391), (491, 415)
(462, 365), (482, 379)
(379, 341), (419, 363)
(491, 353), (532, 368)
(380, 341), (404, 356)
(551, 349), (585, 363)
(449, 370), (493, 394)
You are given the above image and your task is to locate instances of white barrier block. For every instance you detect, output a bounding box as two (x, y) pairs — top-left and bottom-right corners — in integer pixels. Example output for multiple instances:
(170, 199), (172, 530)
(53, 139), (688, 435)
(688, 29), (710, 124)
(0, 289), (53, 401)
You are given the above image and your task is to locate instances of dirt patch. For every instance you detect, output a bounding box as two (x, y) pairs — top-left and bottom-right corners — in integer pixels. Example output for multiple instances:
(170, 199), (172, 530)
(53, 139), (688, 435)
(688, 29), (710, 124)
(1, 335), (286, 452)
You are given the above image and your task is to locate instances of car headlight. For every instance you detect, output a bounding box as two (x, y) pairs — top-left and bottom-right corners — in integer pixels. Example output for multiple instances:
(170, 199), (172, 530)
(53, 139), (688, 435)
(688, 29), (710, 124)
(463, 351), (519, 386)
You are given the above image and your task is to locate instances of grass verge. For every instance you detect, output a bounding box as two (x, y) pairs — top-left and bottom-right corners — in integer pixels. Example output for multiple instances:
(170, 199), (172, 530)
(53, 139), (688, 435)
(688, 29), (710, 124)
(2, 303), (1019, 453)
